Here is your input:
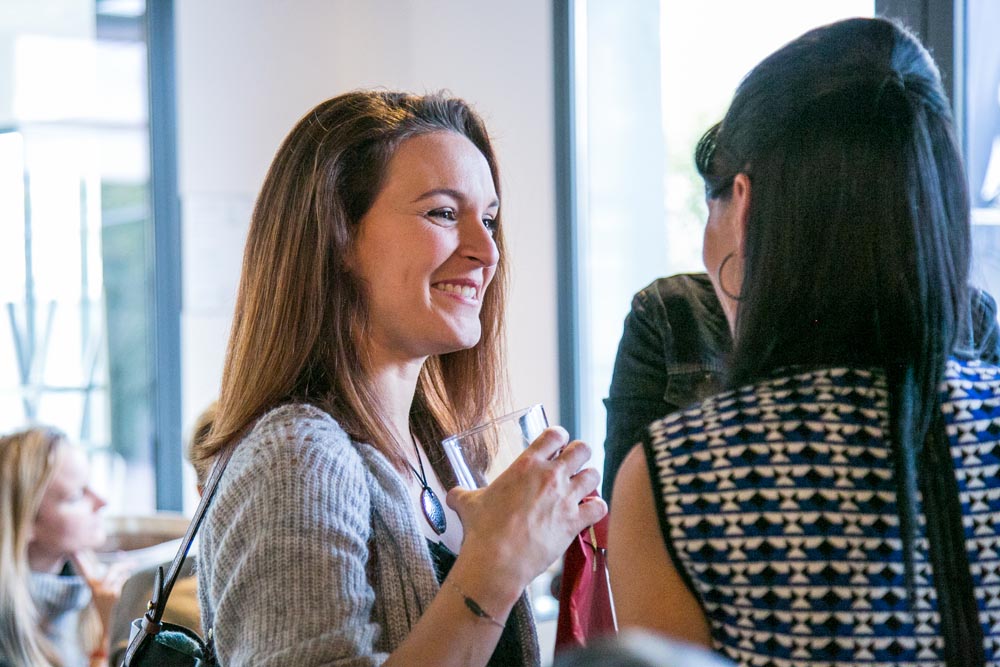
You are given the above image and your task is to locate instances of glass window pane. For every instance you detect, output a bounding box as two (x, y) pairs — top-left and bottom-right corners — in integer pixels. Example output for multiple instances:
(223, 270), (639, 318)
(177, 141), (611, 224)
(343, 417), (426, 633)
(0, 0), (156, 513)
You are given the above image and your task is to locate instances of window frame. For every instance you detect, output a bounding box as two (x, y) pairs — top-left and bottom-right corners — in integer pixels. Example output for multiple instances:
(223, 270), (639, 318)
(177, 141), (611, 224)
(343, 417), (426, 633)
(147, 0), (183, 511)
(553, 0), (583, 441)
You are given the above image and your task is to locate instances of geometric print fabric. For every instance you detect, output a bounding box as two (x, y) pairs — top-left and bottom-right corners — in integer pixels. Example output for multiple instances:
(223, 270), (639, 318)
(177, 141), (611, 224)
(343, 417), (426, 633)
(644, 359), (1000, 666)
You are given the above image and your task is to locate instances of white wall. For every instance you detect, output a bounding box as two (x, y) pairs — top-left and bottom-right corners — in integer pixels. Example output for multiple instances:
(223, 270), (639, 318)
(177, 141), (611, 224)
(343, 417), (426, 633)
(175, 0), (562, 479)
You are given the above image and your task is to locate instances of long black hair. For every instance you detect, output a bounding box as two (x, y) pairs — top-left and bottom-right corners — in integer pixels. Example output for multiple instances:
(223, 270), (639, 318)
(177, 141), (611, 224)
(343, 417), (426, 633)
(696, 17), (979, 666)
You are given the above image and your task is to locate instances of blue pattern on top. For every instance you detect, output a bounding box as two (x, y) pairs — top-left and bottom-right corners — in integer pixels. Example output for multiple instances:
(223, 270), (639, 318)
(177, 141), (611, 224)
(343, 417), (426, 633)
(645, 359), (1000, 667)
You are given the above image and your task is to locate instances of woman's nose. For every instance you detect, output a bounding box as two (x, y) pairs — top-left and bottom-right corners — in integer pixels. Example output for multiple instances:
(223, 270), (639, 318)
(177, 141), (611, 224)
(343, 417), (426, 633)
(87, 487), (107, 511)
(461, 215), (500, 267)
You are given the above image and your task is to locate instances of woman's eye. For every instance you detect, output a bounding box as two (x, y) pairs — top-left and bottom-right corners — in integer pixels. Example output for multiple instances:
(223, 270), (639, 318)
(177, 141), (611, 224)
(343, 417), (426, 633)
(483, 217), (497, 237)
(427, 208), (457, 222)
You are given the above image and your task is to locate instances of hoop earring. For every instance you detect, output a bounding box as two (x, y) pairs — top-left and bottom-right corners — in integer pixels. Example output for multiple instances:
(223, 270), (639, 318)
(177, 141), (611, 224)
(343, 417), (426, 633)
(717, 251), (742, 301)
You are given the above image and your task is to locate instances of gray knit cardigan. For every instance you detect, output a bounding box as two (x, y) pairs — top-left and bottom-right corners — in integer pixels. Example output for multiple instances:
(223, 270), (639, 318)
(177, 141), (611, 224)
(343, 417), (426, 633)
(197, 403), (539, 666)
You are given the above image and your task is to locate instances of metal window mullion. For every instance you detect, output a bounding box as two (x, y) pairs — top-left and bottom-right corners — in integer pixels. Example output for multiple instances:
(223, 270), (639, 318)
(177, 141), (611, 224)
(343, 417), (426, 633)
(554, 0), (582, 440)
(146, 0), (183, 511)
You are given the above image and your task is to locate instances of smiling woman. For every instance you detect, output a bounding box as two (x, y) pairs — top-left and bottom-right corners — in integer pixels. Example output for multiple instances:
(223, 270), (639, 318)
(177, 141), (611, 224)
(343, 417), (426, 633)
(188, 90), (606, 667)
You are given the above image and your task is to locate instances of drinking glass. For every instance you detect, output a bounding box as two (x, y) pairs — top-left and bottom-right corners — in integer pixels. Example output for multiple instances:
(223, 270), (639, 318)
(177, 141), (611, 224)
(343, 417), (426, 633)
(442, 404), (548, 489)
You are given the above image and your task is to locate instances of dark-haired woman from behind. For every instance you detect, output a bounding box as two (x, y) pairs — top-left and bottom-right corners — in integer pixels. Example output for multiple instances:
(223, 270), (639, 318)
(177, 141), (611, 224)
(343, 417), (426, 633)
(609, 17), (1000, 667)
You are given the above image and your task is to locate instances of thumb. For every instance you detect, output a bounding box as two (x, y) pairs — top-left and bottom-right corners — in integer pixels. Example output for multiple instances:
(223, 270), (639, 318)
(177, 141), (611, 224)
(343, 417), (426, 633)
(446, 486), (472, 515)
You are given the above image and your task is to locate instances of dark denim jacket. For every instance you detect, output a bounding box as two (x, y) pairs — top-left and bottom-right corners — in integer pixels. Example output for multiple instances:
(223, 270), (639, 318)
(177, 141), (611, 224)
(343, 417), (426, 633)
(602, 272), (1000, 502)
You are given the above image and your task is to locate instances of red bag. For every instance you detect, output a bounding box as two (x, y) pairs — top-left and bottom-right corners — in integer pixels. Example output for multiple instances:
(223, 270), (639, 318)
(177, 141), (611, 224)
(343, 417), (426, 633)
(554, 498), (617, 652)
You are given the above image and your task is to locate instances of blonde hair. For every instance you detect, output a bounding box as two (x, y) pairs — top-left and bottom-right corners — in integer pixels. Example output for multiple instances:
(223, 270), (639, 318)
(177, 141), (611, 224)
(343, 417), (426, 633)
(194, 91), (509, 481)
(0, 427), (67, 666)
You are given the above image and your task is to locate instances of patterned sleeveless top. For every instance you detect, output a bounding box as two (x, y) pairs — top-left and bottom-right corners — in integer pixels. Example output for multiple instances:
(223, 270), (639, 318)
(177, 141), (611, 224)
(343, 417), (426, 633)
(644, 358), (1000, 666)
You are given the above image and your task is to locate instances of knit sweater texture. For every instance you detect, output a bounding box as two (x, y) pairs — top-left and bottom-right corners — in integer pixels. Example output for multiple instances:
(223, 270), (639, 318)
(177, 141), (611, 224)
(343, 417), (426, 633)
(197, 403), (539, 666)
(29, 570), (92, 667)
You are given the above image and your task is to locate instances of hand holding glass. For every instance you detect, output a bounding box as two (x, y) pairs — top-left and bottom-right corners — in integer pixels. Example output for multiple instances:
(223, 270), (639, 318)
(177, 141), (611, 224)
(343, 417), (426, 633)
(441, 405), (608, 623)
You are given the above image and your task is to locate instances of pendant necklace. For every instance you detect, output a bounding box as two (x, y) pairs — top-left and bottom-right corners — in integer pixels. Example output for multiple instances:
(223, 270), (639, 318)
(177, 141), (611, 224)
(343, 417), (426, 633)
(407, 431), (447, 535)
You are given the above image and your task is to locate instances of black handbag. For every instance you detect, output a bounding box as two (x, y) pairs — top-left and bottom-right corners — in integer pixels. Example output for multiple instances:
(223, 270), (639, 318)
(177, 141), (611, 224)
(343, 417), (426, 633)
(121, 444), (236, 667)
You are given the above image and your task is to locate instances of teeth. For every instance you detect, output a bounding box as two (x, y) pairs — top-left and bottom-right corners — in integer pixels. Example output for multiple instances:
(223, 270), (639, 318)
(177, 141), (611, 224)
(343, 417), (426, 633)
(436, 283), (478, 299)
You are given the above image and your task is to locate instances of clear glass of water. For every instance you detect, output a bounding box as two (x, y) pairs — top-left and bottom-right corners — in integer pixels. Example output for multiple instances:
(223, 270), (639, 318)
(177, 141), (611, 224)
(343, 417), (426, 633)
(442, 404), (548, 490)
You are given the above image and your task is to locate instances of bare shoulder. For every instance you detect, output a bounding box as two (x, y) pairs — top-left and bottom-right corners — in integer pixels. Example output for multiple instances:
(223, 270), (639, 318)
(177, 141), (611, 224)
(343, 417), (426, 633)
(608, 444), (713, 647)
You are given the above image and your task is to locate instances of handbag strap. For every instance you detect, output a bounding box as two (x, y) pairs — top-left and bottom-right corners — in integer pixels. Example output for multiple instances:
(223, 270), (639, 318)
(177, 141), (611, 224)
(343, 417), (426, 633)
(123, 442), (238, 663)
(149, 443), (236, 623)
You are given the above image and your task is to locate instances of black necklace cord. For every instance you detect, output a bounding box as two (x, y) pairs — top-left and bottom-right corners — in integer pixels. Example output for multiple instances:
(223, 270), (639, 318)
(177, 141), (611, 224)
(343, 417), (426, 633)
(407, 429), (431, 487)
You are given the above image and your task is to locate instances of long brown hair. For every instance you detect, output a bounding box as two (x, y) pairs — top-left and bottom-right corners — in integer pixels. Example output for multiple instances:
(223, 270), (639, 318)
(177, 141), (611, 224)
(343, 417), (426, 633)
(194, 91), (508, 478)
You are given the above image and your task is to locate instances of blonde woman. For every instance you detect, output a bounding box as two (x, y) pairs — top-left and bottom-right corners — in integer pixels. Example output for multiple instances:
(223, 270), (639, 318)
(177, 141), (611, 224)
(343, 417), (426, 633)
(0, 427), (128, 667)
(191, 90), (606, 666)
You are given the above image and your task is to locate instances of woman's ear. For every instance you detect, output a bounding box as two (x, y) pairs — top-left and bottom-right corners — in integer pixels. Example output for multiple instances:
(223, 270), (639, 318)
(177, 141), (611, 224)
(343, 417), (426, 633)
(730, 173), (751, 256)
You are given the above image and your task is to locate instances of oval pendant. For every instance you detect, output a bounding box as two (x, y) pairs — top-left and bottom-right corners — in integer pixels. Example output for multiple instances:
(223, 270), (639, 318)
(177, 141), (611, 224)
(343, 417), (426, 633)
(420, 486), (447, 535)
